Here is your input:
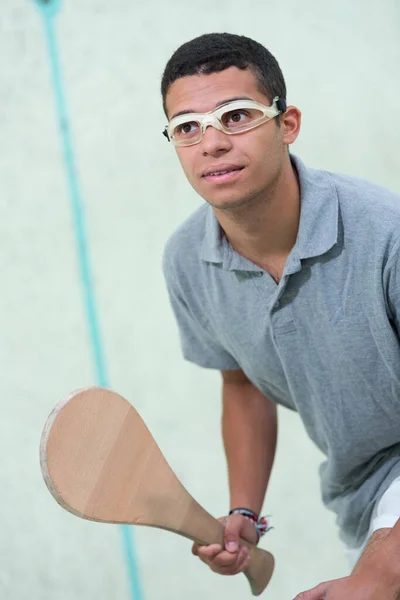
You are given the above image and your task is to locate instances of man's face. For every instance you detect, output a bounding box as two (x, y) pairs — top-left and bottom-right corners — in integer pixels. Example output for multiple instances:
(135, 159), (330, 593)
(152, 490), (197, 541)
(165, 67), (294, 211)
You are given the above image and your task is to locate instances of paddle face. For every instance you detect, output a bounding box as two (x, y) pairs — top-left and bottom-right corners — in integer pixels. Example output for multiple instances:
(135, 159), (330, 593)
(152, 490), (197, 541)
(40, 387), (192, 528)
(40, 387), (274, 595)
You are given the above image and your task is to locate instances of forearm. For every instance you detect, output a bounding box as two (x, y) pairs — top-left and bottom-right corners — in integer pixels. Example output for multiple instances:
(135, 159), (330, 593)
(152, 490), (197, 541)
(351, 522), (400, 592)
(222, 380), (277, 515)
(352, 528), (392, 577)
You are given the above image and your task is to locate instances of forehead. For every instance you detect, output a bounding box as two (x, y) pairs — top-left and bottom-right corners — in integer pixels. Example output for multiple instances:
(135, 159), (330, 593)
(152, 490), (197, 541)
(165, 66), (269, 119)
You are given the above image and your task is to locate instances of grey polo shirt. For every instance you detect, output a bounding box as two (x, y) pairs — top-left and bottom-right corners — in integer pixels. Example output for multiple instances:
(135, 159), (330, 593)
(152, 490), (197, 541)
(162, 153), (400, 549)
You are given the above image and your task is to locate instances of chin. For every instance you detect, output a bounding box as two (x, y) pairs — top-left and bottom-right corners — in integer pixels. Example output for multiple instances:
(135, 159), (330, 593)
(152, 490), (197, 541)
(206, 194), (254, 211)
(203, 190), (253, 210)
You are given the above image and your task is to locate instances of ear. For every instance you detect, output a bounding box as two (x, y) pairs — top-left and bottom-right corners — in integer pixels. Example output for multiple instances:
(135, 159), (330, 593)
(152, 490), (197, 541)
(280, 105), (301, 146)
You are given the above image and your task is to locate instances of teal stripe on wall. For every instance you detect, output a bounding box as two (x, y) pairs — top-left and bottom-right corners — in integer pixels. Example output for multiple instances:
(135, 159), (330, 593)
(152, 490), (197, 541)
(34, 2), (144, 599)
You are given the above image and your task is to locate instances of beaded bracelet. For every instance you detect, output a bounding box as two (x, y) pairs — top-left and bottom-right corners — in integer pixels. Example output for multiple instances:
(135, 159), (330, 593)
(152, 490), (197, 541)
(229, 507), (272, 539)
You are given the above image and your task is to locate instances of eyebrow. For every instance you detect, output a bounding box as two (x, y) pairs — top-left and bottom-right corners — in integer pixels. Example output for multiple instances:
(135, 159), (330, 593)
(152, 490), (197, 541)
(170, 96), (254, 120)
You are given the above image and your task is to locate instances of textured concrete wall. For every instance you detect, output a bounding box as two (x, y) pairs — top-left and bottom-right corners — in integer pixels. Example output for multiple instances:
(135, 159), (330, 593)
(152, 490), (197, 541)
(1, 1), (399, 599)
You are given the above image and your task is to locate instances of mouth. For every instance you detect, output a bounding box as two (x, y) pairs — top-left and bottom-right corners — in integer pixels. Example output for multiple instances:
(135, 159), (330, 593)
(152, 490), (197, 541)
(202, 167), (245, 184)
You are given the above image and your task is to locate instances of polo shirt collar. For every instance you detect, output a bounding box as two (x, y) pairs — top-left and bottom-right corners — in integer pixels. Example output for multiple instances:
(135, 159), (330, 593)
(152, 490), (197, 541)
(292, 154), (339, 261)
(201, 153), (339, 270)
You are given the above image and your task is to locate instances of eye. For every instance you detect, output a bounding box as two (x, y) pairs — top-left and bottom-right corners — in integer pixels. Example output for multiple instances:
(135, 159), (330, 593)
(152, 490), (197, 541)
(223, 110), (250, 126)
(174, 121), (199, 137)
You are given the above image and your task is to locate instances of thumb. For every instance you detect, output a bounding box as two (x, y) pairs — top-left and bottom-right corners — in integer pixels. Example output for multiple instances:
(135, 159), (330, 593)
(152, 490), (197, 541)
(293, 579), (336, 600)
(224, 514), (242, 553)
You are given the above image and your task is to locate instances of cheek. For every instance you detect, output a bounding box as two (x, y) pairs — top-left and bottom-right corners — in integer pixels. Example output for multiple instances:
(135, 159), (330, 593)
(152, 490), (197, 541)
(176, 150), (195, 180)
(245, 129), (281, 167)
(235, 131), (269, 162)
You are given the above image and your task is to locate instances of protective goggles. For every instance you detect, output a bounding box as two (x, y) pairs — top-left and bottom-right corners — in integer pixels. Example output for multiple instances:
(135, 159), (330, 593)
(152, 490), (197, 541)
(163, 96), (286, 147)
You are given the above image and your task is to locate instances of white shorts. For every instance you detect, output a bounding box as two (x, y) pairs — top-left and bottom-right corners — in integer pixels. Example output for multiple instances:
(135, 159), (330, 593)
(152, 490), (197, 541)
(344, 476), (400, 571)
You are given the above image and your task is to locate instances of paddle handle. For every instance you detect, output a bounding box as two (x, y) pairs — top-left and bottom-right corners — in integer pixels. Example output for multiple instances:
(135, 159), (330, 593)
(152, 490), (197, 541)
(243, 540), (275, 596)
(178, 501), (275, 596)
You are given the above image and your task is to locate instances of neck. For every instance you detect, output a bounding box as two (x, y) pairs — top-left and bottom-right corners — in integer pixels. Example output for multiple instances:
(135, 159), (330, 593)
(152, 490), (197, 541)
(213, 156), (300, 268)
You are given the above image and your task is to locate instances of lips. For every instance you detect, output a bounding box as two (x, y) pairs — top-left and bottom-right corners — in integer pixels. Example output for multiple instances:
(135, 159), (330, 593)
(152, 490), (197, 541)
(202, 164), (244, 177)
(202, 167), (245, 184)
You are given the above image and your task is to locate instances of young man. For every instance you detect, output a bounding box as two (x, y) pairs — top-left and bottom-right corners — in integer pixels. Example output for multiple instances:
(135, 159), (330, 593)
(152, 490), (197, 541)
(160, 33), (400, 599)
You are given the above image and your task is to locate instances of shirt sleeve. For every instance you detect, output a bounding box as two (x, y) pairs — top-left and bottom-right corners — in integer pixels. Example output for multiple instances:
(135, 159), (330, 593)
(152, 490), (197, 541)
(162, 251), (240, 371)
(385, 240), (400, 333)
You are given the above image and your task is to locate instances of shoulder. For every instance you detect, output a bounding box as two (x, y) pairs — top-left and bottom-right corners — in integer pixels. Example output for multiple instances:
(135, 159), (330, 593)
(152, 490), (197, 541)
(323, 169), (400, 247)
(327, 169), (400, 219)
(295, 154), (400, 226)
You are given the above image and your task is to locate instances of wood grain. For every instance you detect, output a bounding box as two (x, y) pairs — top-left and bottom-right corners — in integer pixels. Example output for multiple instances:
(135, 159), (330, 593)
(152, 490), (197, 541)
(40, 386), (274, 595)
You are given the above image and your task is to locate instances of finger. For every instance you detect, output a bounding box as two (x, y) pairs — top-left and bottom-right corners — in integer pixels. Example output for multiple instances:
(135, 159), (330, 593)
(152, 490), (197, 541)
(191, 542), (220, 557)
(212, 546), (248, 569)
(196, 544), (223, 562)
(212, 549), (241, 568)
(224, 514), (243, 552)
(230, 546), (250, 574)
(210, 547), (250, 575)
(293, 580), (335, 600)
(231, 551), (251, 576)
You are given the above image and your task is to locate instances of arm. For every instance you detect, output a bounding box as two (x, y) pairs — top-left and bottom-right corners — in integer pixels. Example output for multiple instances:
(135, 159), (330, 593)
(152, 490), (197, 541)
(221, 369), (278, 515)
(294, 522), (400, 599)
(192, 370), (277, 576)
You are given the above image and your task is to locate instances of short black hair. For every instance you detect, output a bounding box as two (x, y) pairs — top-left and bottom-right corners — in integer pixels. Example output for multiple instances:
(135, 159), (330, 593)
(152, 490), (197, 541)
(161, 32), (287, 117)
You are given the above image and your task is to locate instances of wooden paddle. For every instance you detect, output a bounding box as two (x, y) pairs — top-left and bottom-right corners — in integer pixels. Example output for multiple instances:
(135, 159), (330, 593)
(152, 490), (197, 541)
(40, 386), (275, 595)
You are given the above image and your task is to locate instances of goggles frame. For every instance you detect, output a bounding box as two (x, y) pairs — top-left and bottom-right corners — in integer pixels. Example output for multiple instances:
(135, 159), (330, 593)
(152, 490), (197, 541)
(163, 97), (287, 147)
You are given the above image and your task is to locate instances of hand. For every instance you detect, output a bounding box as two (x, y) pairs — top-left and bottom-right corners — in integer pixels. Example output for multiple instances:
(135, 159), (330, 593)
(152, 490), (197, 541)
(292, 577), (346, 600)
(191, 513), (258, 576)
(293, 574), (400, 600)
(294, 526), (400, 600)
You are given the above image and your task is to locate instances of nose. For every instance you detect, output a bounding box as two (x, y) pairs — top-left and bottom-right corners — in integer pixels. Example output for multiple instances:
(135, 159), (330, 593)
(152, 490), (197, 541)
(200, 124), (232, 155)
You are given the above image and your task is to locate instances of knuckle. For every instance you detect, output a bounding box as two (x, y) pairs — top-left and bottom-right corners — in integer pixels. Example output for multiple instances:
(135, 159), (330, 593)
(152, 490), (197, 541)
(213, 558), (228, 568)
(225, 555), (237, 566)
(214, 557), (234, 569)
(233, 564), (244, 575)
